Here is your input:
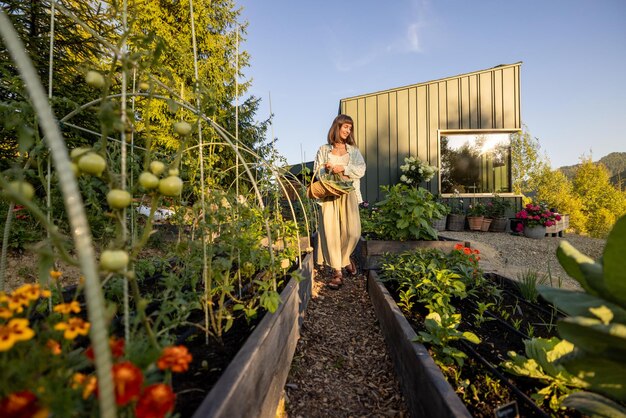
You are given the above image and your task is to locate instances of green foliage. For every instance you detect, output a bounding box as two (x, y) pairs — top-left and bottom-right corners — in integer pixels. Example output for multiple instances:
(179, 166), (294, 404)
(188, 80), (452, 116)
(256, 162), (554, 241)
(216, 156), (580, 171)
(515, 269), (548, 303)
(415, 311), (480, 367)
(485, 195), (511, 218)
(571, 157), (626, 238)
(373, 184), (448, 241)
(536, 214), (626, 416)
(501, 337), (586, 411)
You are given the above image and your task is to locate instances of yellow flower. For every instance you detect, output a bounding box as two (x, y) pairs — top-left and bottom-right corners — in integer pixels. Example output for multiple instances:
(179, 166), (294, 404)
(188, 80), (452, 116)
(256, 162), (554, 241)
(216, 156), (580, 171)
(0, 307), (12, 319)
(53, 301), (81, 315)
(7, 293), (30, 313)
(54, 317), (90, 340)
(280, 258), (290, 269)
(49, 270), (63, 281)
(46, 339), (62, 355)
(13, 284), (49, 301)
(0, 318), (35, 351)
(72, 373), (97, 399)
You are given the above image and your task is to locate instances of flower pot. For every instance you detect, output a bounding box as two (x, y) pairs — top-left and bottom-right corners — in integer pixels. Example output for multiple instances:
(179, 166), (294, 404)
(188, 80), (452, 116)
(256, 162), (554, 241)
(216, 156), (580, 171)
(480, 218), (492, 232)
(431, 216), (447, 231)
(467, 216), (484, 231)
(447, 213), (466, 231)
(489, 217), (508, 233)
(523, 225), (546, 239)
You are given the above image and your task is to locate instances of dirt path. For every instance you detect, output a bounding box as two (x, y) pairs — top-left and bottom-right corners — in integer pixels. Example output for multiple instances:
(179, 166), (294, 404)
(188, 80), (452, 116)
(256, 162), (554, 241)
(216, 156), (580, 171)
(284, 267), (409, 418)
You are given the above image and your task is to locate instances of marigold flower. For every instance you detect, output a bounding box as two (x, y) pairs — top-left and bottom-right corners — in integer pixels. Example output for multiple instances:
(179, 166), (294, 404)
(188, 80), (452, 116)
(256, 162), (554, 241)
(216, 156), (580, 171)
(54, 317), (90, 340)
(7, 293), (30, 313)
(280, 258), (290, 269)
(157, 345), (193, 373)
(454, 243), (464, 250)
(135, 384), (176, 418)
(13, 284), (46, 301)
(0, 318), (35, 351)
(72, 373), (97, 400)
(107, 361), (144, 406)
(53, 301), (81, 315)
(463, 247), (472, 255)
(85, 336), (125, 361)
(46, 339), (62, 355)
(49, 270), (63, 281)
(473, 249), (480, 255)
(0, 390), (48, 418)
(0, 307), (12, 319)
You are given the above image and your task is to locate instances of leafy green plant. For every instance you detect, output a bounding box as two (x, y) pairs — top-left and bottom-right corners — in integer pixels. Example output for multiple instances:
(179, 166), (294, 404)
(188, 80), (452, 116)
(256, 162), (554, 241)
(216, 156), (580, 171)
(415, 311), (480, 367)
(473, 301), (495, 327)
(374, 184), (448, 241)
(501, 337), (586, 411)
(536, 214), (626, 416)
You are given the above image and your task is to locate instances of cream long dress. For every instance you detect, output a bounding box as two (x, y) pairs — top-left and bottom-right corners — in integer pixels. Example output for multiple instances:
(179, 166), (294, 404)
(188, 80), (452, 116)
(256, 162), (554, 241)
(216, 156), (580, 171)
(316, 152), (362, 270)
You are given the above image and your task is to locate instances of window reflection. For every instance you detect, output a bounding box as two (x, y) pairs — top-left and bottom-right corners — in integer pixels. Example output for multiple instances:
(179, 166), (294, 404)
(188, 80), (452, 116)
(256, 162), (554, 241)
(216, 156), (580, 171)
(439, 131), (514, 194)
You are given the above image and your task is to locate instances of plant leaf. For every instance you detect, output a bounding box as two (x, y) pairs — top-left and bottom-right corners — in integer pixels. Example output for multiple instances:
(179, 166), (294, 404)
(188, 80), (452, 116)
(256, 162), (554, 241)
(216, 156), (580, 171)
(561, 355), (626, 402)
(557, 241), (603, 296)
(603, 215), (626, 308)
(563, 391), (626, 418)
(557, 317), (626, 360)
(538, 286), (626, 323)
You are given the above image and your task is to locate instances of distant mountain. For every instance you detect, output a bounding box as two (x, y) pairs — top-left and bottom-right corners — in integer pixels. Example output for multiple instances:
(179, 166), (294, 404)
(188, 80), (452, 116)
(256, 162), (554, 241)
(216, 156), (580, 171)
(558, 152), (626, 190)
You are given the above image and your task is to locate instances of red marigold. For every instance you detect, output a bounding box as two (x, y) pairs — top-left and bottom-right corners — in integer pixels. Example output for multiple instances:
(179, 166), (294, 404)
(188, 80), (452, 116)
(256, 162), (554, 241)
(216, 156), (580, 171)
(0, 390), (48, 418)
(86, 336), (125, 361)
(135, 384), (175, 418)
(106, 361), (144, 406)
(463, 247), (472, 255)
(157, 345), (193, 373)
(454, 243), (463, 250)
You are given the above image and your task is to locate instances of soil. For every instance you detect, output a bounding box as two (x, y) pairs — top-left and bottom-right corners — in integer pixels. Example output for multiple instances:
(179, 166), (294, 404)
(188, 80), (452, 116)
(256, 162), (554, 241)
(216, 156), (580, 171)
(284, 266), (409, 417)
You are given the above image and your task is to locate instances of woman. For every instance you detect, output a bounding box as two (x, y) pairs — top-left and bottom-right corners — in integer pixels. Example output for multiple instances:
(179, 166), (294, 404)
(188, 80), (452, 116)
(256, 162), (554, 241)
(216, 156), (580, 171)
(313, 114), (366, 290)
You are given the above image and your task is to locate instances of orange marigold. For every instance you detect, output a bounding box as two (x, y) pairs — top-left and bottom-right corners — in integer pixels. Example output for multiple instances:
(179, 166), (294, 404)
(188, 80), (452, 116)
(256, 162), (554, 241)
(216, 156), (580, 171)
(135, 384), (175, 418)
(46, 339), (62, 355)
(54, 317), (90, 340)
(49, 270), (63, 281)
(0, 318), (35, 351)
(454, 243), (464, 250)
(109, 361), (144, 406)
(72, 373), (97, 400)
(53, 301), (81, 315)
(157, 345), (193, 373)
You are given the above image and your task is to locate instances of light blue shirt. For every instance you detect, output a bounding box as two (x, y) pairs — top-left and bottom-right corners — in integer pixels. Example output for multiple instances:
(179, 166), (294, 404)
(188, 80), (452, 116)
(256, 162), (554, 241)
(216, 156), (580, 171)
(313, 144), (366, 203)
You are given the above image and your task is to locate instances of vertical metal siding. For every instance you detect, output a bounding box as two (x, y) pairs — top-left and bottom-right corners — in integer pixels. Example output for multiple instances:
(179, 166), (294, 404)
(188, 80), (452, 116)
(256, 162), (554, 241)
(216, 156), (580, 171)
(339, 63), (521, 202)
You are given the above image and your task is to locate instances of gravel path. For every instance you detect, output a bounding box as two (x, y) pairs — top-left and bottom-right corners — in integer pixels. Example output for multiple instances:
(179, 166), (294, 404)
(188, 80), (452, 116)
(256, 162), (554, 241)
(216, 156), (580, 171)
(439, 230), (606, 290)
(284, 268), (409, 417)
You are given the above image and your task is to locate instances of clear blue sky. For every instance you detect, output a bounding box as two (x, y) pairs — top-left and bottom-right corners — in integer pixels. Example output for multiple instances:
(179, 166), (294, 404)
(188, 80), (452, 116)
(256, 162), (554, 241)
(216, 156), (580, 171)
(239, 0), (626, 169)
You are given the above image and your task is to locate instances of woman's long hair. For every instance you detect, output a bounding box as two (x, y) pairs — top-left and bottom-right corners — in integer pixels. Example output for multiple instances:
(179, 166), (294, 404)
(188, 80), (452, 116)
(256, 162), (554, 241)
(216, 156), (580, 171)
(327, 114), (355, 145)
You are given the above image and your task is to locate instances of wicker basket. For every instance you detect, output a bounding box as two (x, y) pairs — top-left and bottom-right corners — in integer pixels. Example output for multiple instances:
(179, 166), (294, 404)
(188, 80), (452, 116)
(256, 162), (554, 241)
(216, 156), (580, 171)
(489, 217), (507, 233)
(431, 216), (447, 231)
(447, 213), (465, 231)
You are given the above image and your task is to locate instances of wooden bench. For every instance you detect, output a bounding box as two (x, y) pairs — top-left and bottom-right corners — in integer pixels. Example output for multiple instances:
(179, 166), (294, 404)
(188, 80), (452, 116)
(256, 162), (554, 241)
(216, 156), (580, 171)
(545, 214), (569, 237)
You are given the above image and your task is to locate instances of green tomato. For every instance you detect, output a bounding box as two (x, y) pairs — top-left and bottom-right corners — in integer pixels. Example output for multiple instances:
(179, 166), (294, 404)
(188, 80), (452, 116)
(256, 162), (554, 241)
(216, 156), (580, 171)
(139, 82), (150, 91)
(168, 168), (179, 177)
(100, 250), (129, 272)
(6, 180), (35, 200)
(149, 161), (166, 176)
(77, 152), (106, 177)
(106, 189), (132, 209)
(138, 172), (159, 190)
(174, 121), (192, 136)
(70, 147), (91, 160)
(85, 71), (105, 88)
(158, 176), (183, 197)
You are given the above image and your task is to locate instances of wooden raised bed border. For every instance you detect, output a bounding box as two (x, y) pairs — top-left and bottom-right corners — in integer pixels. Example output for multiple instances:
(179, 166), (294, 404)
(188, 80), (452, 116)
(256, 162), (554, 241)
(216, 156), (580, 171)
(192, 252), (314, 418)
(367, 269), (472, 418)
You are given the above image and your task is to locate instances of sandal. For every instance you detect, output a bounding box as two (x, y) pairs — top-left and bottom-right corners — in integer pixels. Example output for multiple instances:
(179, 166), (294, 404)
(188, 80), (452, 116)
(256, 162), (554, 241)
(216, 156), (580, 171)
(345, 259), (357, 276)
(328, 270), (343, 290)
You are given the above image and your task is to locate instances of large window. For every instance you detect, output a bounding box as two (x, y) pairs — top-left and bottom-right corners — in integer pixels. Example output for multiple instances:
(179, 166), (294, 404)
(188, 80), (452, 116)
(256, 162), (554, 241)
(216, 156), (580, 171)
(439, 130), (516, 195)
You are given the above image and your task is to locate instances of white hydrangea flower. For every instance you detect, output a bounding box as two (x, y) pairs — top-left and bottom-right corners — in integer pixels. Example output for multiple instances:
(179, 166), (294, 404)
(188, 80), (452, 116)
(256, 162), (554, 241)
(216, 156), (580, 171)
(400, 174), (408, 182)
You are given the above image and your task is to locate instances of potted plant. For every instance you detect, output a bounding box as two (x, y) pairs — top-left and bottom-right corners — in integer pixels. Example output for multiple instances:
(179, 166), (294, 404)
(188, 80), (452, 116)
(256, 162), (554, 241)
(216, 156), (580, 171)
(486, 195), (511, 232)
(446, 190), (465, 231)
(515, 203), (561, 239)
(431, 195), (450, 232)
(466, 202), (486, 231)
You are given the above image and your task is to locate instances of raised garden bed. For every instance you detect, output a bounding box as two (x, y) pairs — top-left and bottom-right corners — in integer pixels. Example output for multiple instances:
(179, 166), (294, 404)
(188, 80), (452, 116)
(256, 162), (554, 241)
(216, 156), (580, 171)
(188, 252), (313, 417)
(365, 246), (583, 417)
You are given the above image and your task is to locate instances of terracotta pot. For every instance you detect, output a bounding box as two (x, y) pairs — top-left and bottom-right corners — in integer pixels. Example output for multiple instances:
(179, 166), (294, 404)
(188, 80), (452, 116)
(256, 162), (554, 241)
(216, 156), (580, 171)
(467, 216), (484, 231)
(524, 225), (546, 239)
(480, 218), (492, 232)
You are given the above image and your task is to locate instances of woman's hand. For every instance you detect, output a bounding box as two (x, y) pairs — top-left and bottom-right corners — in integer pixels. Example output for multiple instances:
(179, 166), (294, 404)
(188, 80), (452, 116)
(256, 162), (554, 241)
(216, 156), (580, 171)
(331, 165), (344, 174)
